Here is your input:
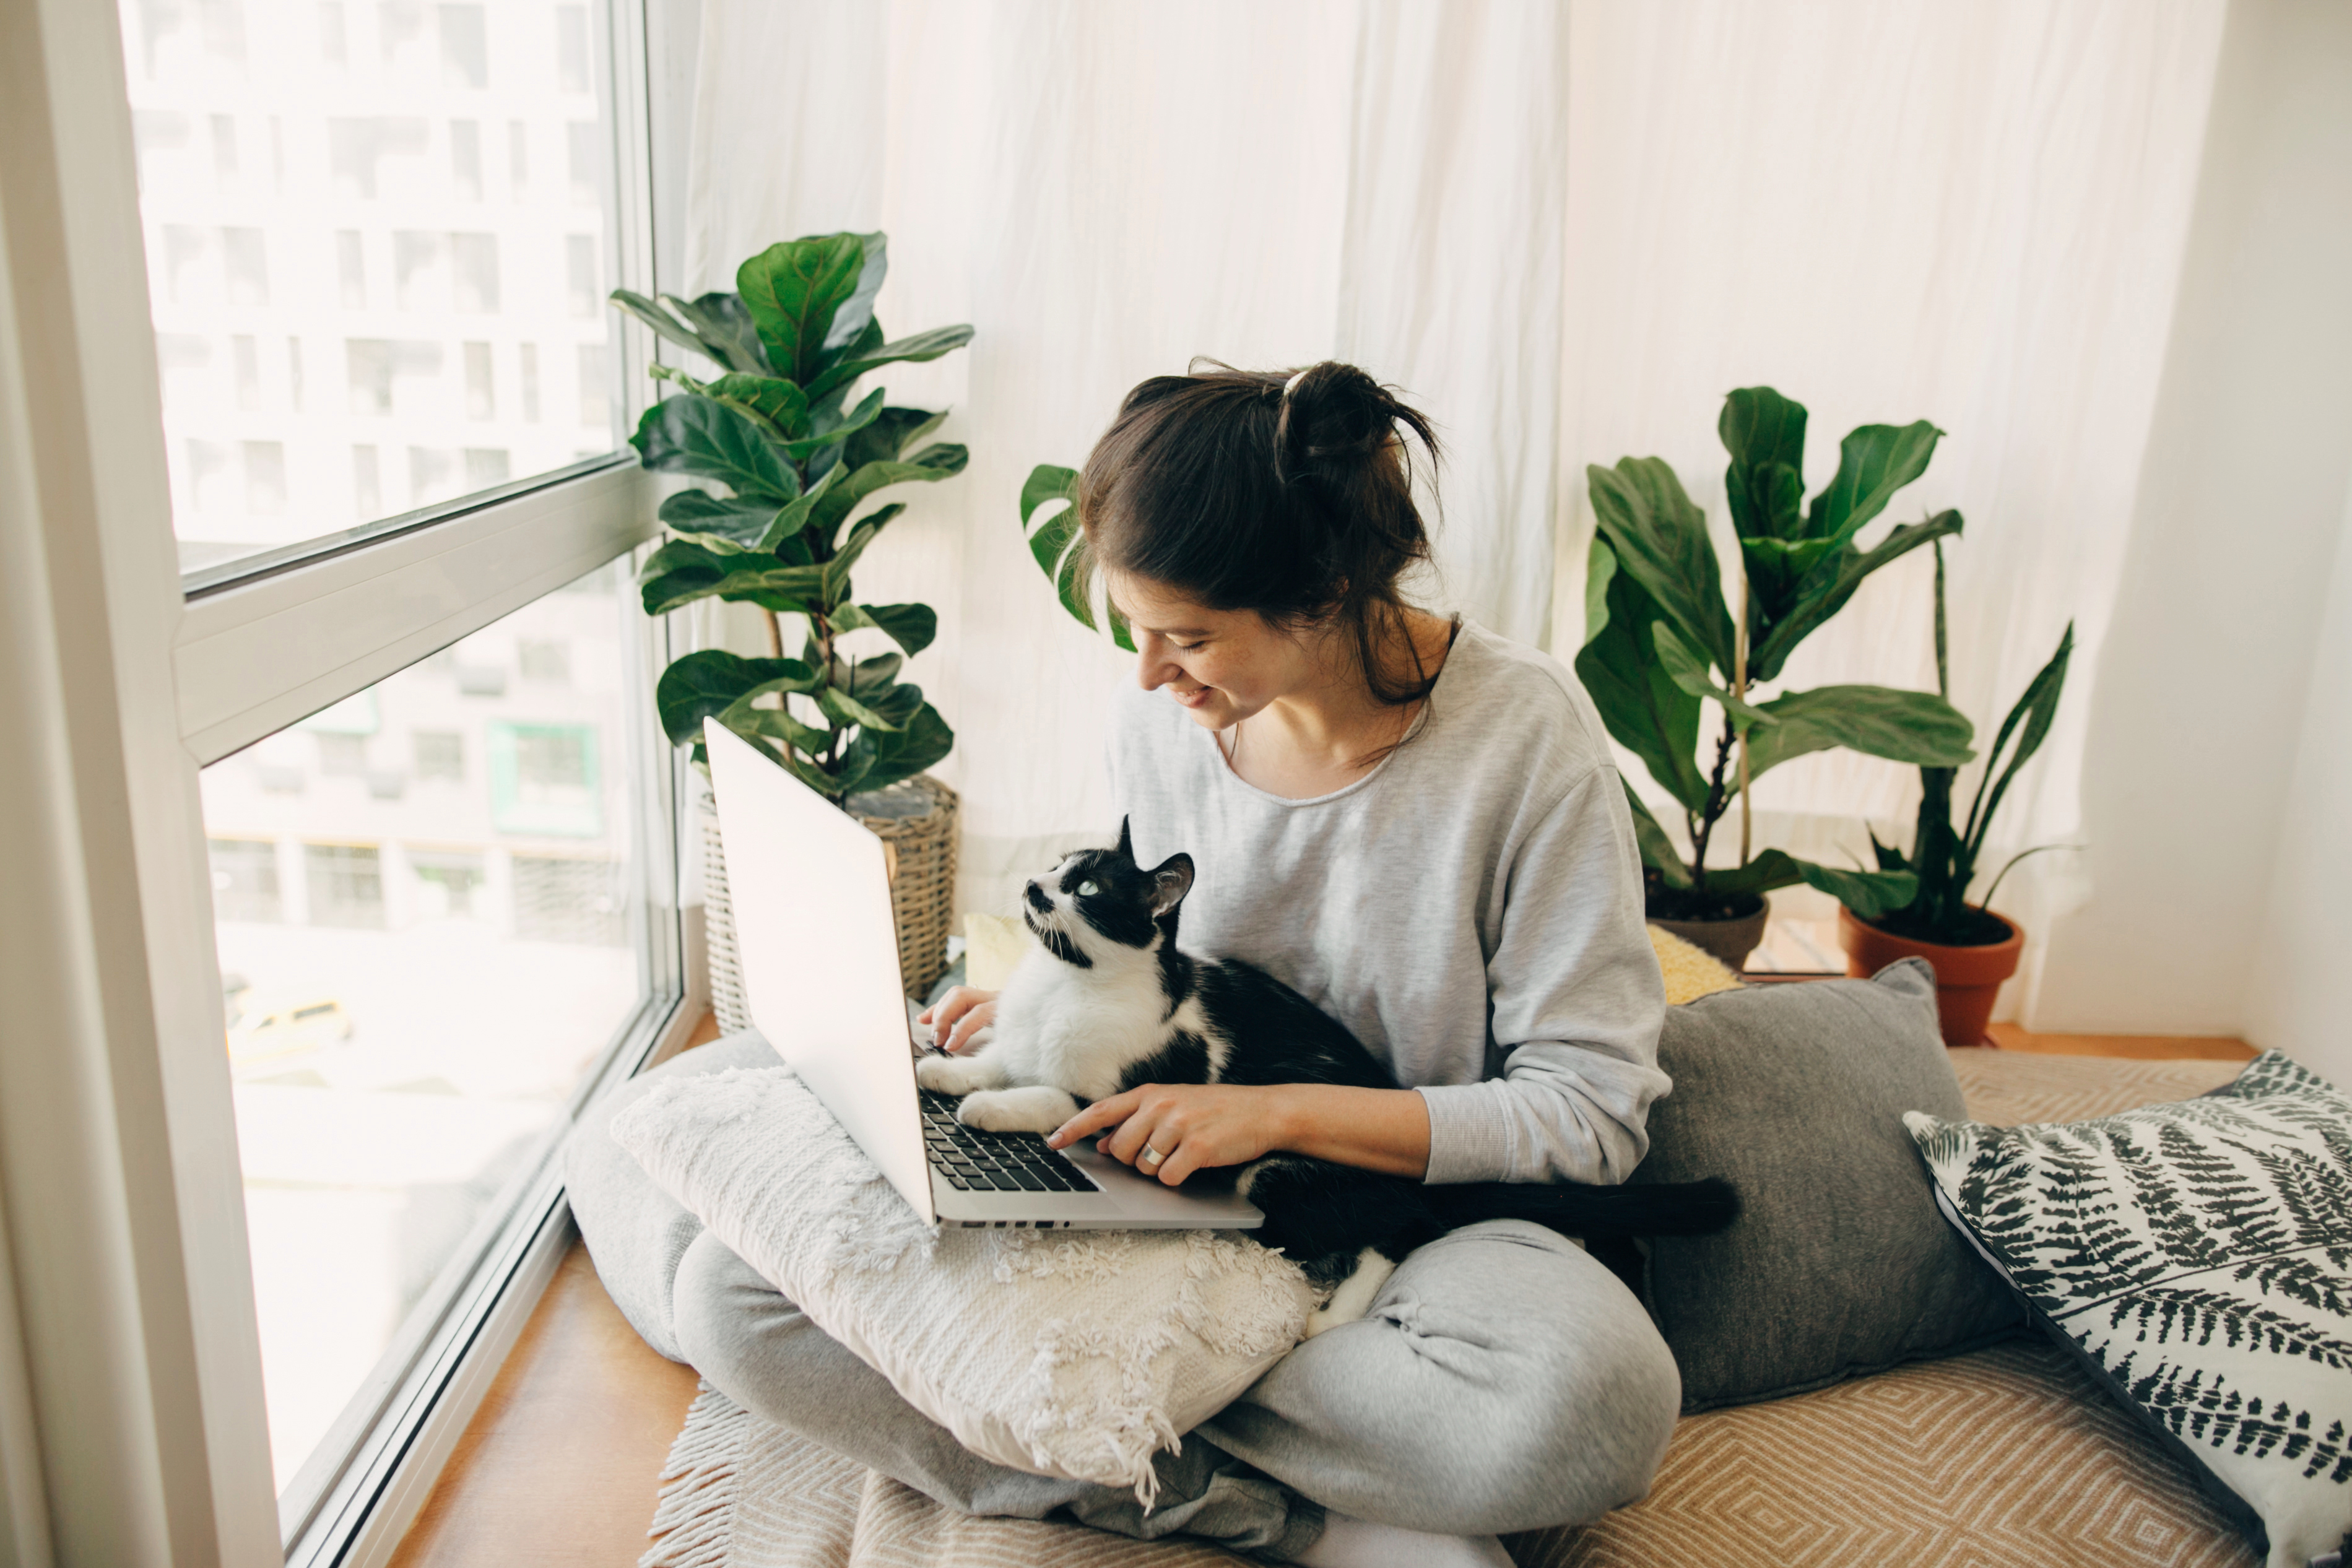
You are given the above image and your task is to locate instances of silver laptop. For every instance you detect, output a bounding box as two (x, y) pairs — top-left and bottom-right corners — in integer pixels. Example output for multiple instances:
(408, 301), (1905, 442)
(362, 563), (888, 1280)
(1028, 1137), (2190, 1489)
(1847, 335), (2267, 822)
(705, 719), (1263, 1232)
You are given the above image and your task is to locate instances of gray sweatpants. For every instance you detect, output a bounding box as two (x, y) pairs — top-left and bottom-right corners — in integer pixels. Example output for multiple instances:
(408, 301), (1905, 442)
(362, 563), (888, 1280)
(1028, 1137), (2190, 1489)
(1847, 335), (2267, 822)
(565, 1034), (1681, 1557)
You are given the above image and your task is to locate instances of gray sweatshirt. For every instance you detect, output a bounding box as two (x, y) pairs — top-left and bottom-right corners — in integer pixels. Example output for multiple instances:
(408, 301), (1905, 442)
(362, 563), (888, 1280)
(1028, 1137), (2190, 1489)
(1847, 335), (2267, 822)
(1107, 622), (1672, 1186)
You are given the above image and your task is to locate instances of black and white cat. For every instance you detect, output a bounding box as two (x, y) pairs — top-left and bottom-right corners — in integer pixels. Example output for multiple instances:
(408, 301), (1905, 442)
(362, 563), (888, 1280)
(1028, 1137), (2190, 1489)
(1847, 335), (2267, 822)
(915, 821), (1737, 1333)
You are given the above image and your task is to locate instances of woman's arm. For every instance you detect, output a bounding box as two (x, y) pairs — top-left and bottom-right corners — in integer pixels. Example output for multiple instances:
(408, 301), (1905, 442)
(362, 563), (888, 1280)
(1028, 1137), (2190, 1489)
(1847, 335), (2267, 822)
(1049, 1081), (1430, 1185)
(1417, 768), (1671, 1185)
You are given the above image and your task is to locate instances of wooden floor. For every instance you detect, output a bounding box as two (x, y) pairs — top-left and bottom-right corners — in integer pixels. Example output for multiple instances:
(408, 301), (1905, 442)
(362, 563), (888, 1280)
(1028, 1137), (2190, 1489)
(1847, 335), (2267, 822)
(387, 1007), (2257, 1566)
(1982, 1021), (2255, 1060)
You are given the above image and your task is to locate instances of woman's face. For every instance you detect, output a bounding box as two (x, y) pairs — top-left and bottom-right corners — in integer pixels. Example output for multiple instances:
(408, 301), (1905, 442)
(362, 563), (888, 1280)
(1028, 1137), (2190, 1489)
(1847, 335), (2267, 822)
(1108, 574), (1328, 731)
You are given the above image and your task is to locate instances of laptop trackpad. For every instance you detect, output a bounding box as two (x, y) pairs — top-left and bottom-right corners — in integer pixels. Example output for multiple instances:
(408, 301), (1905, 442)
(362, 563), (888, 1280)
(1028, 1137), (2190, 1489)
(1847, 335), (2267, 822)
(1060, 1143), (1264, 1226)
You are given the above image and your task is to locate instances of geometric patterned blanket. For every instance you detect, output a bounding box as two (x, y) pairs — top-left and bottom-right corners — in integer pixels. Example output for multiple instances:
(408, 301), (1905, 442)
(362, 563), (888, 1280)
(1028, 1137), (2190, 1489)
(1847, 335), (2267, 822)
(644, 1049), (2260, 1568)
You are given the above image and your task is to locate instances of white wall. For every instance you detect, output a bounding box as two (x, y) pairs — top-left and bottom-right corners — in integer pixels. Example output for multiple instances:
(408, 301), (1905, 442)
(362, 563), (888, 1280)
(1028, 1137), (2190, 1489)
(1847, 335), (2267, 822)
(2244, 472), (2352, 1079)
(2033, 0), (2352, 1034)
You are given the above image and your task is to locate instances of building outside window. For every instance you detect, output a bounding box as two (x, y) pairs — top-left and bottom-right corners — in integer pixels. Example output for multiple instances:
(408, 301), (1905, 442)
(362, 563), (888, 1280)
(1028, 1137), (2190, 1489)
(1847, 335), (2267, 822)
(124, 0), (623, 583)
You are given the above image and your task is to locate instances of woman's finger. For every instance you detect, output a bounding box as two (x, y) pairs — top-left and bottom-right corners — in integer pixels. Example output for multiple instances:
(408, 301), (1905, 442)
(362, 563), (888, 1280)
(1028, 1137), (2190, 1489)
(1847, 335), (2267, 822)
(1103, 1098), (1168, 1166)
(1152, 1138), (1204, 1186)
(944, 1002), (995, 1053)
(1049, 1091), (1137, 1148)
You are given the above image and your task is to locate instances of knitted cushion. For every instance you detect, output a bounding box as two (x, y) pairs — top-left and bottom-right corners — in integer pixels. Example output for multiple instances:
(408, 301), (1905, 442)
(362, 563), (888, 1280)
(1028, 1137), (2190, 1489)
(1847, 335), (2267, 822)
(608, 1065), (1312, 1503)
(1908, 1052), (2352, 1568)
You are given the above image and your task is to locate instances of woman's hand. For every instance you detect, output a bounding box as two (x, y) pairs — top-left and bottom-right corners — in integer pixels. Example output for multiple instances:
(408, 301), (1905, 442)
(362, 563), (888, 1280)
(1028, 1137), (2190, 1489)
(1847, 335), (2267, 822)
(1052, 1082), (1433, 1184)
(916, 987), (998, 1053)
(1048, 1083), (1290, 1186)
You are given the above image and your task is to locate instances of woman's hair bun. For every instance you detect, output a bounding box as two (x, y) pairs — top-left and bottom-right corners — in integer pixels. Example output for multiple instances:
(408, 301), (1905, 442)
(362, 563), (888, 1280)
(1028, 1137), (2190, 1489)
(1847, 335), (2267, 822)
(1274, 361), (1407, 484)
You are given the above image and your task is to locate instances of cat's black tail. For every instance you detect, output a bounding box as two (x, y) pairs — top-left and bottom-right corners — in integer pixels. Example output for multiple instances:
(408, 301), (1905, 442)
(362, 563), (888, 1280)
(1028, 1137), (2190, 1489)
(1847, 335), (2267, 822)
(1423, 1176), (1740, 1239)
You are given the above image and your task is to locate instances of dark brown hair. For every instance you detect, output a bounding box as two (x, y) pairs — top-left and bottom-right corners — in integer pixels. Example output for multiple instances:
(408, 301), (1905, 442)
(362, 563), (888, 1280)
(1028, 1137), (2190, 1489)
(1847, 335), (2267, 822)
(1078, 359), (1446, 706)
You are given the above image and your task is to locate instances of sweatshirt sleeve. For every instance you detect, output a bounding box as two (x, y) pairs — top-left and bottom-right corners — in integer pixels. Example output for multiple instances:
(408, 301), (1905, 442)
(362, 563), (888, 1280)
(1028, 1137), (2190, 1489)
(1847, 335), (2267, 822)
(1415, 766), (1672, 1185)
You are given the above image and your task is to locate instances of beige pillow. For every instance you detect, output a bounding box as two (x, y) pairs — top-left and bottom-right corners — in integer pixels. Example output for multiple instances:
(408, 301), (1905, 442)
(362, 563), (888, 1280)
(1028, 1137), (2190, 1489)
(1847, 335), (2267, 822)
(963, 911), (1030, 990)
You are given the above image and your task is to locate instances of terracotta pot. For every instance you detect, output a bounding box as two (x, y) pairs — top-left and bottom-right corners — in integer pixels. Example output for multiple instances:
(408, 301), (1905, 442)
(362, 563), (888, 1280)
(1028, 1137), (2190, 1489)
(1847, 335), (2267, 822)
(1837, 906), (2025, 1047)
(1649, 900), (1772, 973)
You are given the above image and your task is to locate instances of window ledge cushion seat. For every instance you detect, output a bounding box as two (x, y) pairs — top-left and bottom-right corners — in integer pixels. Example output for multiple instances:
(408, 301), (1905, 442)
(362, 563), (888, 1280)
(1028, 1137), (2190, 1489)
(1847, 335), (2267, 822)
(1909, 1052), (2352, 1568)
(606, 1063), (1313, 1502)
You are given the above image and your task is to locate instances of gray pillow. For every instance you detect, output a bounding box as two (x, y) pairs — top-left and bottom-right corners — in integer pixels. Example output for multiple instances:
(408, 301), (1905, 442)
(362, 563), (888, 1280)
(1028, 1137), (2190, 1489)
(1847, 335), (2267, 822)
(1629, 958), (2023, 1411)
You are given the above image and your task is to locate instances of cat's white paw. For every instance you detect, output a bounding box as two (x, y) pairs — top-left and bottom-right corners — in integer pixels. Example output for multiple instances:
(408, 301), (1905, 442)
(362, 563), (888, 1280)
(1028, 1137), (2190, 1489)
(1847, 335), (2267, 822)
(958, 1086), (1080, 1135)
(915, 1053), (997, 1096)
(1303, 1249), (1395, 1338)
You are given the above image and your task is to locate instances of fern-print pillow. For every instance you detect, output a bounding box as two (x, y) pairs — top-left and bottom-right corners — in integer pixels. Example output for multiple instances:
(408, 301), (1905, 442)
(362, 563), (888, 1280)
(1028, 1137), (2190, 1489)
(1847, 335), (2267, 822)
(1907, 1052), (2351, 1568)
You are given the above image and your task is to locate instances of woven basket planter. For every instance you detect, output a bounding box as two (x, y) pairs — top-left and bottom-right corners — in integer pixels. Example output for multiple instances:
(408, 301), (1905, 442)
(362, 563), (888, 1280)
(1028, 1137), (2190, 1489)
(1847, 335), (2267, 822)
(701, 773), (961, 1034)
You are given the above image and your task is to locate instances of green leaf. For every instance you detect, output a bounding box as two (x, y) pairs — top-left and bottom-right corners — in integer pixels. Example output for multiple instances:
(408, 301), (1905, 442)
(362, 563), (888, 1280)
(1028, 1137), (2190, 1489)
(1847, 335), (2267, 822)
(852, 701), (953, 794)
(638, 541), (828, 617)
(1020, 463), (1097, 630)
(1574, 538), (1708, 810)
(611, 289), (724, 363)
(727, 703), (835, 757)
(737, 233), (867, 386)
(630, 396), (799, 501)
(802, 324), (978, 407)
(1749, 509), (1964, 683)
(808, 447), (968, 542)
(1742, 684), (1976, 780)
(657, 489), (778, 551)
(656, 291), (770, 374)
(1719, 387), (1808, 542)
(751, 462), (846, 553)
(1651, 622), (1778, 731)
(702, 373), (809, 438)
(815, 685), (903, 732)
(654, 651), (817, 747)
(1963, 622), (2074, 857)
(823, 232), (889, 356)
(1586, 458), (1737, 677)
(831, 650), (903, 689)
(859, 679), (925, 729)
(782, 386), (885, 461)
(1805, 420), (1942, 551)
(821, 505), (903, 607)
(832, 602), (937, 657)
(1792, 860), (1918, 919)
(845, 406), (948, 472)
(1620, 779), (1692, 887)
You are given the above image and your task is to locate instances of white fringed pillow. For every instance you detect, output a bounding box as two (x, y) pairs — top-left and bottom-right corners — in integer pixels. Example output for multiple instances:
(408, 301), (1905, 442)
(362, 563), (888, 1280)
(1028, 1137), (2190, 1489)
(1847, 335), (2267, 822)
(608, 1065), (1312, 1502)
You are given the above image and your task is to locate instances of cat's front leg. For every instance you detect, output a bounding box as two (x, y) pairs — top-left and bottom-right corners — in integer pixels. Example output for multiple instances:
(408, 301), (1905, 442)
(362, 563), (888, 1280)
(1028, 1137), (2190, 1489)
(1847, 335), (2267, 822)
(915, 1049), (1008, 1097)
(957, 1085), (1082, 1135)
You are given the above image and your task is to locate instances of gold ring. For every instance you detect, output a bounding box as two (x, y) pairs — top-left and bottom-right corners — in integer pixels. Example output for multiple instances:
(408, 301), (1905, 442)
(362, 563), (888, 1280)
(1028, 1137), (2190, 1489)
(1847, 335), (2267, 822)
(1140, 1145), (1166, 1169)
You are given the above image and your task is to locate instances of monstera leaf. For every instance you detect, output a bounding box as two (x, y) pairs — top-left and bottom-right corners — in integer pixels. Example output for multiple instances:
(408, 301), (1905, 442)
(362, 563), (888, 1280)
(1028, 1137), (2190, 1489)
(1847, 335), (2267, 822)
(1018, 464), (1135, 651)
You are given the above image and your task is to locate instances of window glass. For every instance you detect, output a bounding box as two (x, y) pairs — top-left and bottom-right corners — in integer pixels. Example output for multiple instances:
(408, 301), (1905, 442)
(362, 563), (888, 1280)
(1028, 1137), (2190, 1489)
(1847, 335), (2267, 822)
(201, 558), (644, 1491)
(120, 0), (623, 583)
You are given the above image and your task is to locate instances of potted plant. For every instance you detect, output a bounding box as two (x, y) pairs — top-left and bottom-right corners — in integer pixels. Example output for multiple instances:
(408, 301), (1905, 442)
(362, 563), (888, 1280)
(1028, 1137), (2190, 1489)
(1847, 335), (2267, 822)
(609, 230), (972, 1002)
(1839, 542), (2075, 1044)
(1576, 388), (1978, 969)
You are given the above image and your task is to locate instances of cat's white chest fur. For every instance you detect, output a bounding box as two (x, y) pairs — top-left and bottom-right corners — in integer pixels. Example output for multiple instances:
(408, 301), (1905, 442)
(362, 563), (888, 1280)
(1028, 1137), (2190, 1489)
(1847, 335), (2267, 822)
(912, 938), (1212, 1135)
(991, 949), (1171, 1102)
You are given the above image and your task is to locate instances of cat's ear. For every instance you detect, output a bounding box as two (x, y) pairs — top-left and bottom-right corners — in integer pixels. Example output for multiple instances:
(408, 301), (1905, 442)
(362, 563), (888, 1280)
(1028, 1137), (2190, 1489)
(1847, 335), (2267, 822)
(1116, 816), (1135, 862)
(1147, 854), (1194, 917)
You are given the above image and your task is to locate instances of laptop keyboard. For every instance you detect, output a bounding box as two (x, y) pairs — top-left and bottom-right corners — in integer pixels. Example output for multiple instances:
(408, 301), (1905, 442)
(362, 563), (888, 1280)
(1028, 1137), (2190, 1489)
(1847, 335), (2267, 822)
(919, 1089), (1098, 1193)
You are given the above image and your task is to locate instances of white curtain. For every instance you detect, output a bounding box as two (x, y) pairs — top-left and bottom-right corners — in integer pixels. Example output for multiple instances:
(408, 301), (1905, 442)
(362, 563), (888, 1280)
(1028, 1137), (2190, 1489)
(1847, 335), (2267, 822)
(1553, 0), (2224, 1014)
(677, 0), (2227, 994)
(681, 0), (1571, 916)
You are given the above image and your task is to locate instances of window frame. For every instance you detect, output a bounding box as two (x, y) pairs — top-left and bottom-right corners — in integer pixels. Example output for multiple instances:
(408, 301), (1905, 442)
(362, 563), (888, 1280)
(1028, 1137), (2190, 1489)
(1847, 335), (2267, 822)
(0, 0), (700, 1561)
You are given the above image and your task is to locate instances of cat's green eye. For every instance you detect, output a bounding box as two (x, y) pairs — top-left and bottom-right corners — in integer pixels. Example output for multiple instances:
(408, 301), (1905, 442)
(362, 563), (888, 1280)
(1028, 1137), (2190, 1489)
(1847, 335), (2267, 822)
(1077, 880), (1100, 896)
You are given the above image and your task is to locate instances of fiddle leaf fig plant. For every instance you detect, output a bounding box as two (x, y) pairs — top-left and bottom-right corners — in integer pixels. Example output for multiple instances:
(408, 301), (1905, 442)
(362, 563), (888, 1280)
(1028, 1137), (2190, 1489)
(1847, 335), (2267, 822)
(611, 232), (970, 803)
(1866, 542), (2075, 943)
(1582, 386), (1977, 921)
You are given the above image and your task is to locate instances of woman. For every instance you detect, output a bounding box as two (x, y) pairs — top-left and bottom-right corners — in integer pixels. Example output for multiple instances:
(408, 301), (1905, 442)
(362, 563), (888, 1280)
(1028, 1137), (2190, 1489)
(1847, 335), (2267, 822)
(571, 362), (1678, 1568)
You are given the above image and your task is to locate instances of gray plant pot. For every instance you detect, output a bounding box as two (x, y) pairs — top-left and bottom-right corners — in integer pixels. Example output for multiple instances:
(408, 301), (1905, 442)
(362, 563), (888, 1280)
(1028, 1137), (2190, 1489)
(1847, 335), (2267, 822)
(1648, 901), (1771, 974)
